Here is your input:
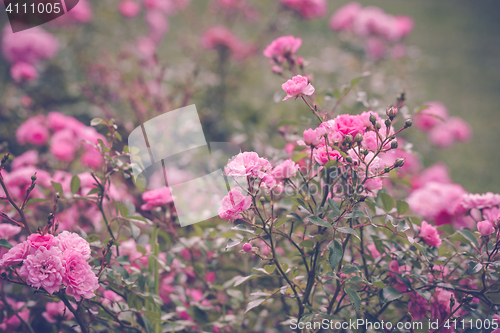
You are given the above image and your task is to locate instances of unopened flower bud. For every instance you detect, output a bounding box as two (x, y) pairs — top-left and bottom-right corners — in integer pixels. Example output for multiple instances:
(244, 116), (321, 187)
(354, 133), (363, 143)
(271, 65), (282, 74)
(345, 156), (353, 163)
(384, 167), (391, 173)
(450, 295), (456, 310)
(48, 213), (54, 220)
(385, 119), (392, 128)
(259, 197), (266, 203)
(345, 134), (353, 144)
(404, 119), (413, 128)
(375, 123), (382, 130)
(395, 158), (405, 168)
(386, 107), (398, 118)
(362, 149), (369, 156)
(31, 173), (37, 181)
(462, 294), (474, 304)
(390, 141), (398, 149)
(369, 114), (377, 124)
(242, 243), (252, 253)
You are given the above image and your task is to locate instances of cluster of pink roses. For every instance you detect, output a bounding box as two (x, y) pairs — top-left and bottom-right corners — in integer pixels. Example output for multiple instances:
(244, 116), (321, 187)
(414, 101), (471, 148)
(0, 232), (99, 300)
(16, 112), (107, 169)
(329, 2), (413, 59)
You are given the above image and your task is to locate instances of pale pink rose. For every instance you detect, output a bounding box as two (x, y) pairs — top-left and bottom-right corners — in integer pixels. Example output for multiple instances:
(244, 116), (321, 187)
(418, 221), (442, 247)
(365, 37), (386, 60)
(361, 131), (379, 151)
(263, 35), (302, 63)
(27, 233), (56, 252)
(407, 292), (427, 321)
(364, 177), (383, 192)
(284, 142), (295, 155)
(19, 246), (64, 294)
(352, 6), (387, 37)
(0, 224), (21, 239)
(225, 152), (271, 178)
(119, 0), (141, 17)
(146, 11), (169, 42)
(453, 192), (500, 214)
(0, 241), (29, 267)
(42, 301), (74, 323)
(218, 188), (252, 220)
(141, 187), (175, 210)
(47, 111), (78, 132)
(261, 174), (277, 189)
(477, 220), (495, 236)
(2, 26), (59, 64)
(282, 75), (315, 101)
(414, 102), (449, 132)
(329, 2), (362, 31)
(81, 147), (104, 169)
(50, 129), (78, 162)
(429, 121), (455, 148)
(313, 146), (342, 165)
(483, 207), (500, 224)
(301, 127), (326, 146)
(16, 115), (49, 146)
(411, 162), (451, 189)
(55, 231), (91, 260)
(62, 250), (99, 300)
(359, 110), (382, 128)
(332, 114), (365, 138)
(447, 117), (471, 142)
(11, 150), (38, 170)
(272, 159), (299, 179)
(11, 62), (38, 82)
(366, 243), (380, 259)
(281, 0), (327, 19)
(390, 44), (406, 59)
(389, 260), (399, 273)
(395, 15), (414, 39)
(242, 243), (252, 252)
(201, 26), (254, 60)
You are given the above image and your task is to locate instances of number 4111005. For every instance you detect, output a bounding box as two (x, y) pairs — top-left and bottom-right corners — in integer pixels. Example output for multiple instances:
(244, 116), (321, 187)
(444, 319), (498, 330)
(5, 1), (62, 14)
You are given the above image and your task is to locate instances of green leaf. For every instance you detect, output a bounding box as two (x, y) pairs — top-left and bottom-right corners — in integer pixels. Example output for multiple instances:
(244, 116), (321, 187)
(226, 237), (242, 250)
(70, 175), (81, 195)
(380, 287), (404, 304)
(299, 239), (315, 248)
(245, 298), (266, 313)
(86, 234), (100, 243)
(292, 152), (309, 163)
(90, 118), (104, 126)
(51, 181), (63, 195)
(458, 230), (479, 248)
(397, 220), (410, 232)
(0, 239), (13, 249)
(465, 261), (483, 275)
(336, 227), (360, 240)
(231, 224), (255, 234)
(396, 200), (409, 216)
(379, 193), (394, 212)
(328, 240), (343, 269)
(139, 313), (152, 333)
(26, 198), (49, 205)
(341, 264), (361, 274)
(345, 287), (361, 313)
(308, 216), (333, 229)
(233, 275), (257, 287)
(187, 306), (210, 324)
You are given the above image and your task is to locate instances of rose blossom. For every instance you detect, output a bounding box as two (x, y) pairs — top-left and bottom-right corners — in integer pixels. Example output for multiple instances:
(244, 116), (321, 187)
(19, 246), (64, 294)
(313, 146), (342, 165)
(407, 292), (427, 321)
(10, 62), (38, 82)
(280, 0), (327, 20)
(225, 152), (271, 178)
(55, 231), (92, 260)
(62, 250), (99, 300)
(263, 35), (302, 63)
(300, 127), (326, 146)
(332, 114), (365, 138)
(282, 75), (315, 101)
(329, 2), (362, 31)
(42, 301), (74, 323)
(205, 272), (216, 283)
(0, 241), (29, 267)
(119, 0), (141, 17)
(414, 102), (449, 132)
(218, 188), (252, 220)
(272, 159), (299, 179)
(453, 192), (500, 214)
(141, 187), (175, 210)
(418, 221), (442, 247)
(0, 224), (21, 239)
(477, 220), (495, 236)
(11, 150), (38, 170)
(242, 243), (252, 252)
(16, 115), (49, 146)
(27, 233), (56, 252)
(366, 243), (380, 259)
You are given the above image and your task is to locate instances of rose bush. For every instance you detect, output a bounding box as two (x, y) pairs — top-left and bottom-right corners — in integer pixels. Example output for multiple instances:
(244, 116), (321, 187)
(0, 1), (498, 333)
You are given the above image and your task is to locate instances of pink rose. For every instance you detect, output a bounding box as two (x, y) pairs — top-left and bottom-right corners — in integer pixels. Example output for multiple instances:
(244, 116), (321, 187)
(201, 26), (254, 60)
(407, 292), (427, 321)
(141, 187), (175, 210)
(119, 0), (141, 17)
(0, 241), (29, 267)
(146, 10), (169, 42)
(281, 0), (327, 20)
(0, 224), (21, 239)
(55, 231), (92, 260)
(19, 246), (64, 294)
(242, 243), (252, 253)
(218, 188), (252, 220)
(272, 159), (299, 179)
(411, 162), (451, 189)
(263, 35), (302, 63)
(11, 62), (38, 82)
(414, 102), (449, 132)
(365, 37), (386, 60)
(16, 115), (49, 146)
(62, 250), (99, 300)
(11, 150), (38, 170)
(225, 152), (271, 178)
(418, 221), (442, 247)
(332, 114), (365, 138)
(395, 15), (414, 39)
(27, 233), (56, 252)
(2, 26), (59, 65)
(313, 146), (342, 166)
(448, 117), (471, 142)
(301, 127), (326, 146)
(205, 272), (216, 283)
(329, 2), (362, 31)
(81, 147), (104, 169)
(282, 75), (315, 101)
(477, 220), (495, 236)
(389, 260), (399, 273)
(366, 243), (380, 259)
(42, 301), (74, 323)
